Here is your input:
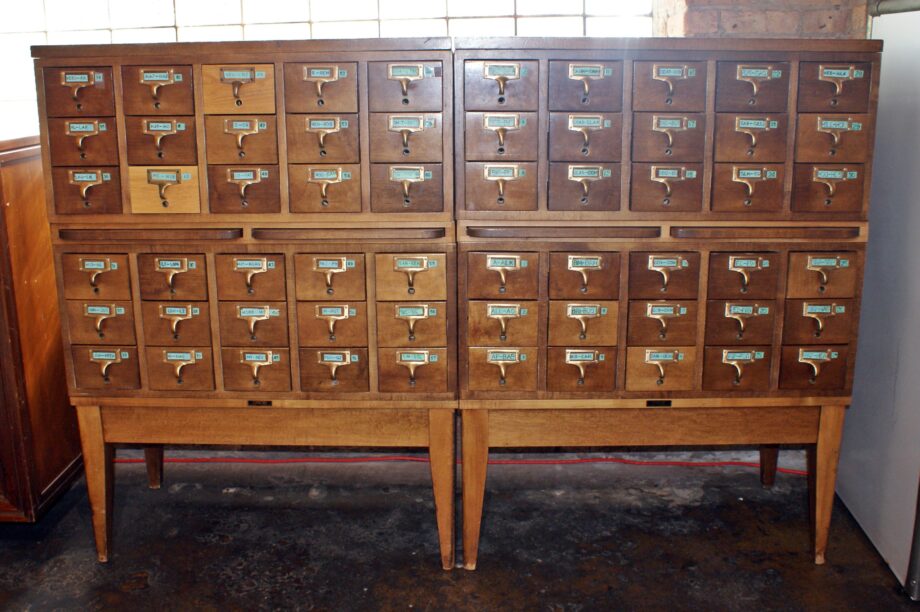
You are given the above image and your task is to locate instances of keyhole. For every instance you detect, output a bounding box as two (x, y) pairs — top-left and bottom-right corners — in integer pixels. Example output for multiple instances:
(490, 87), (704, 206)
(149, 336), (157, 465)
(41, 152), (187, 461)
(80, 152), (87, 159)
(746, 148), (755, 157)
(402, 148), (410, 156)
(577, 378), (585, 385)
(732, 378), (740, 386)
(317, 98), (325, 107)
(659, 331), (667, 340)
(579, 332), (586, 340)
(235, 99), (243, 107)
(580, 285), (587, 293)
(98, 331), (105, 338)
(665, 97), (673, 105)
(497, 96), (506, 104)
(830, 98), (839, 107)
(662, 197), (671, 206)
(93, 287), (100, 293)
(581, 96), (589, 105)
(326, 287), (334, 295)
(84, 200), (92, 208)
(157, 151), (164, 159)
(253, 378), (260, 386)
(173, 332), (180, 340)
(329, 333), (336, 341)
(818, 285), (826, 293)
(665, 148), (673, 156)
(238, 150), (246, 158)
(499, 286), (506, 293)
(656, 377), (664, 385)
(744, 198), (753, 207)
(321, 199), (330, 207)
(580, 196), (588, 205)
(402, 97), (409, 105)
(500, 333), (507, 341)
(409, 378), (416, 387)
(748, 98), (756, 106)
(497, 146), (505, 155)
(320, 149), (327, 157)
(581, 147), (589, 156)
(497, 196), (505, 205)
(161, 200), (169, 207)
(740, 286), (749, 294)
(737, 331), (744, 340)
(154, 101), (161, 109)
(408, 287), (416, 295)
(103, 375), (110, 383)
(177, 377), (184, 385)
(814, 330), (822, 338)
(403, 197), (411, 207)
(250, 333), (257, 341)
(499, 377), (506, 385)
(824, 198), (832, 206)
(408, 333), (416, 341)
(248, 286), (256, 294)
(829, 149), (837, 157)
(808, 377), (817, 385)
(76, 103), (83, 110)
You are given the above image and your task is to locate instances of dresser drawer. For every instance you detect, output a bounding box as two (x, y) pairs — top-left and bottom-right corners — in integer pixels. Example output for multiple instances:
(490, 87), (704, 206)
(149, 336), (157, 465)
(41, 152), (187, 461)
(702, 347), (771, 391)
(548, 301), (618, 346)
(368, 61), (443, 112)
(202, 64), (275, 114)
(72, 346), (140, 390)
(549, 60), (623, 112)
(633, 61), (706, 111)
(548, 162), (620, 212)
(627, 301), (697, 345)
(215, 254), (287, 301)
(218, 302), (289, 346)
(715, 62), (789, 112)
(125, 117), (197, 165)
(468, 301), (538, 346)
(786, 252), (859, 298)
(298, 302), (368, 347)
(465, 112), (538, 161)
(782, 299), (855, 344)
(711, 164), (784, 212)
(546, 347), (617, 392)
(208, 165), (281, 214)
(286, 114), (359, 164)
(205, 116), (278, 164)
(137, 254), (207, 301)
(549, 252), (619, 299)
(299, 348), (368, 392)
(295, 254), (365, 301)
(62, 254), (131, 300)
(122, 65), (194, 115)
(464, 60), (539, 111)
(128, 167), (200, 214)
(370, 113), (443, 163)
(467, 252), (539, 299)
(375, 253), (447, 301)
(798, 62), (871, 113)
(52, 167), (121, 215)
(370, 164), (443, 213)
(468, 347), (538, 391)
(714, 114), (787, 162)
(284, 62), (358, 113)
(708, 252), (779, 299)
(705, 300), (775, 345)
(795, 114), (871, 163)
(632, 113), (706, 162)
(779, 346), (848, 390)
(222, 348), (291, 392)
(146, 347), (214, 391)
(464, 162), (538, 211)
(49, 118), (118, 166)
(548, 112), (622, 161)
(625, 346), (696, 391)
(289, 164), (360, 213)
(66, 301), (135, 345)
(141, 302), (211, 345)
(376, 302), (446, 347)
(791, 164), (864, 213)
(44, 67), (115, 117)
(630, 163), (703, 212)
(378, 348), (449, 393)
(628, 252), (700, 299)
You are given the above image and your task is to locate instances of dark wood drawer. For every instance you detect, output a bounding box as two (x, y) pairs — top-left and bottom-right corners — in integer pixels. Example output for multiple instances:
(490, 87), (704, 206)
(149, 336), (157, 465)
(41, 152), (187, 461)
(548, 301), (618, 346)
(378, 348), (448, 393)
(467, 252), (539, 299)
(298, 302), (368, 347)
(215, 254), (286, 301)
(289, 164), (361, 214)
(702, 346), (771, 391)
(548, 60), (623, 111)
(222, 348), (291, 392)
(61, 254), (131, 300)
(786, 252), (859, 298)
(464, 162), (537, 211)
(715, 62), (789, 112)
(625, 346), (696, 391)
(299, 348), (369, 392)
(66, 300), (135, 345)
(49, 118), (118, 166)
(468, 301), (538, 346)
(44, 67), (115, 117)
(468, 347), (538, 391)
(72, 346), (140, 390)
(368, 61), (443, 112)
(376, 302), (446, 347)
(627, 300), (697, 345)
(708, 252), (779, 299)
(370, 113), (443, 163)
(704, 300), (775, 345)
(122, 65), (194, 115)
(628, 252), (700, 299)
(201, 64), (275, 114)
(375, 253), (447, 301)
(633, 61), (706, 111)
(548, 162), (620, 212)
(779, 345), (848, 390)
(138, 254), (207, 301)
(548, 252), (619, 299)
(146, 347), (214, 391)
(632, 113), (706, 162)
(208, 165), (281, 214)
(369, 164), (443, 213)
(548, 112), (622, 161)
(51, 167), (121, 215)
(630, 163), (703, 212)
(714, 114), (787, 162)
(204, 115), (278, 164)
(464, 60), (539, 111)
(465, 112), (538, 161)
(791, 164), (864, 213)
(218, 302), (289, 346)
(782, 299), (855, 344)
(125, 116), (197, 165)
(546, 347), (617, 392)
(294, 254), (365, 301)
(286, 114), (359, 164)
(711, 164), (784, 212)
(798, 62), (871, 113)
(795, 114), (871, 163)
(141, 302), (211, 346)
(284, 63), (358, 113)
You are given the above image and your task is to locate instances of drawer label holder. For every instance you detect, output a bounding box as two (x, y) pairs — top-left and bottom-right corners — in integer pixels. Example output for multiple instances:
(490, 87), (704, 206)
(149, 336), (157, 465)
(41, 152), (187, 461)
(724, 302), (769, 338)
(565, 349), (602, 384)
(395, 304), (433, 341)
(486, 348), (523, 385)
(798, 348), (840, 383)
(722, 349), (765, 385)
(487, 303), (524, 341)
(397, 350), (432, 386)
(802, 302), (845, 337)
(317, 350), (357, 383)
(315, 304), (356, 340)
(568, 63), (612, 97)
(646, 302), (687, 339)
(142, 119), (185, 153)
(388, 63), (431, 97)
(647, 254), (689, 292)
(567, 255), (603, 292)
(652, 64), (695, 97)
(303, 64), (345, 98)
(735, 64), (782, 98)
(155, 257), (194, 292)
(312, 256), (354, 295)
(389, 166), (431, 204)
(566, 303), (605, 340)
(568, 114), (610, 153)
(219, 66), (266, 101)
(140, 67), (180, 101)
(223, 118), (266, 152)
(483, 164), (524, 202)
(65, 120), (105, 153)
(568, 165), (610, 201)
(388, 114), (433, 151)
(483, 62), (522, 97)
(159, 304), (199, 337)
(61, 69), (102, 101)
(484, 113), (522, 149)
(818, 64), (865, 96)
(240, 350), (281, 385)
(644, 349), (684, 385)
(78, 257), (116, 290)
(728, 255), (769, 293)
(89, 348), (129, 382)
(237, 305), (281, 338)
(486, 254), (526, 293)
(650, 166), (696, 201)
(306, 116), (346, 150)
(806, 254), (849, 289)
(393, 255), (434, 295)
(652, 115), (696, 149)
(234, 257), (275, 294)
(83, 303), (125, 336)
(68, 169), (111, 200)
(162, 349), (203, 383)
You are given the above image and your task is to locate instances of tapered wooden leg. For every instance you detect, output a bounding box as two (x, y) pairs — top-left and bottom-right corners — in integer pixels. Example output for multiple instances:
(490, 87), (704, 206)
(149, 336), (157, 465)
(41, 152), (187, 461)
(811, 404), (846, 565)
(75, 405), (113, 563)
(461, 409), (489, 570)
(428, 409), (455, 570)
(760, 445), (779, 488)
(144, 446), (164, 490)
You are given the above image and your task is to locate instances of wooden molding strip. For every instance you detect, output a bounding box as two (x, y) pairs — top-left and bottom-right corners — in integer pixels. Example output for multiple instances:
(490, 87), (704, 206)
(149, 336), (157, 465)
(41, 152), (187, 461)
(59, 228), (244, 241)
(670, 226), (861, 240)
(466, 226), (661, 239)
(251, 227), (446, 241)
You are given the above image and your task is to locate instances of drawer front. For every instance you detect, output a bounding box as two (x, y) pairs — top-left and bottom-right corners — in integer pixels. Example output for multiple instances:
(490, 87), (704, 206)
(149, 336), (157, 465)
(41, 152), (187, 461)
(370, 113), (443, 163)
(222, 348), (291, 392)
(548, 162), (620, 212)
(702, 347), (771, 391)
(378, 348), (449, 393)
(289, 164), (361, 213)
(795, 114), (871, 163)
(627, 300), (698, 345)
(284, 62), (358, 113)
(122, 65), (194, 115)
(632, 113), (706, 162)
(44, 67), (115, 117)
(548, 60), (623, 111)
(128, 167), (200, 214)
(779, 346), (848, 390)
(714, 114), (787, 162)
(299, 348), (369, 392)
(49, 118), (118, 166)
(137, 254), (207, 301)
(295, 254), (365, 300)
(368, 61), (443, 112)
(548, 112), (623, 161)
(370, 164), (443, 213)
(786, 252), (858, 298)
(219, 302), (289, 346)
(549, 252), (619, 299)
(467, 252), (539, 299)
(205, 115), (278, 164)
(298, 302), (369, 347)
(141, 302), (211, 345)
(711, 163), (784, 212)
(798, 62), (871, 113)
(708, 252), (779, 299)
(286, 114), (359, 164)
(52, 167), (122, 215)
(216, 254), (287, 301)
(72, 346), (140, 390)
(468, 301), (538, 346)
(464, 60), (539, 111)
(625, 346), (697, 391)
(376, 302), (447, 347)
(62, 254), (131, 300)
(464, 162), (538, 211)
(202, 64), (275, 114)
(628, 252), (700, 299)
(66, 301), (135, 345)
(630, 163), (703, 212)
(548, 301), (618, 346)
(468, 347), (538, 391)
(146, 347), (214, 391)
(704, 300), (775, 345)
(782, 299), (854, 344)
(375, 253), (447, 301)
(546, 347), (617, 392)
(715, 62), (790, 112)
(125, 116), (197, 165)
(791, 164), (864, 213)
(633, 61), (706, 111)
(208, 165), (281, 214)
(465, 112), (539, 161)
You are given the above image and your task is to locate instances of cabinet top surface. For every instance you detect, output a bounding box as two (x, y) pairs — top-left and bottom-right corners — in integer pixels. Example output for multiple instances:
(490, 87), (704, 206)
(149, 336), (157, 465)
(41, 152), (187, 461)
(453, 37), (882, 53)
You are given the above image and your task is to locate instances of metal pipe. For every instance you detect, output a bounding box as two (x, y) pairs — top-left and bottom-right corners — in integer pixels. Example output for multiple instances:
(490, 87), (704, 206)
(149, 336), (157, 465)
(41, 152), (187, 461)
(870, 0), (920, 16)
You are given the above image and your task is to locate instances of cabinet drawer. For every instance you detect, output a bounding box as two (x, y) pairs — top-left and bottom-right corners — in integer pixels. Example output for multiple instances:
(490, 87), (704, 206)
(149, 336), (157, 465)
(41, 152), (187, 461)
(66, 301), (135, 345)
(137, 254), (207, 301)
(128, 167), (200, 214)
(549, 252), (619, 299)
(548, 112), (622, 162)
(375, 253), (447, 301)
(630, 163), (703, 212)
(222, 348), (291, 392)
(548, 301), (618, 346)
(468, 347), (538, 391)
(62, 254), (131, 300)
(714, 114), (787, 162)
(298, 302), (368, 347)
(549, 60), (623, 111)
(284, 62), (358, 113)
(146, 347), (214, 391)
(548, 162), (620, 212)
(378, 348), (449, 393)
(798, 62), (871, 113)
(125, 117), (197, 165)
(216, 254), (286, 301)
(632, 113), (705, 162)
(72, 346), (140, 390)
(141, 302), (211, 345)
(702, 347), (771, 391)
(202, 64), (275, 114)
(465, 112), (538, 161)
(464, 162), (538, 211)
(782, 299), (854, 344)
(464, 60), (538, 111)
(49, 118), (118, 166)
(779, 346), (848, 390)
(205, 116), (278, 164)
(715, 62), (789, 112)
(52, 167), (121, 215)
(625, 346), (697, 391)
(704, 300), (775, 345)
(286, 114), (359, 164)
(468, 301), (538, 346)
(219, 302), (289, 346)
(295, 254), (365, 300)
(370, 113), (443, 162)
(708, 252), (779, 299)
(370, 164), (443, 213)
(791, 164), (864, 213)
(368, 61), (443, 112)
(711, 164), (784, 212)
(299, 348), (368, 392)
(786, 252), (858, 298)
(628, 252), (700, 299)
(467, 252), (539, 299)
(289, 164), (361, 213)
(44, 67), (115, 117)
(627, 300), (697, 345)
(208, 165), (281, 214)
(546, 347), (617, 392)
(633, 61), (706, 111)
(122, 65), (194, 115)
(795, 114), (871, 163)
(376, 302), (446, 347)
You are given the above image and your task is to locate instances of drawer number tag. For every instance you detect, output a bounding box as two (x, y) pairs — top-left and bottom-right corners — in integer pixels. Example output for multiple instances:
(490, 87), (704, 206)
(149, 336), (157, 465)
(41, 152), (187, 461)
(89, 349), (128, 381)
(734, 117), (778, 150)
(646, 302), (687, 339)
(565, 349), (601, 384)
(155, 257), (194, 292)
(140, 68), (179, 101)
(162, 350), (202, 383)
(483, 62), (521, 97)
(568, 63), (610, 97)
(241, 350), (280, 385)
(315, 304), (355, 340)
(806, 255), (849, 289)
(78, 257), (115, 289)
(487, 349), (522, 385)
(567, 255), (603, 292)
(736, 65), (782, 98)
(483, 164), (523, 201)
(728, 255), (769, 293)
(652, 115), (695, 148)
(568, 114), (609, 152)
(802, 302), (845, 337)
(647, 255), (689, 292)
(484, 113), (521, 148)
(237, 305), (280, 338)
(722, 350), (765, 385)
(652, 64), (695, 97)
(313, 257), (353, 295)
(397, 350), (431, 385)
(818, 65), (865, 96)
(159, 304), (197, 336)
(487, 303), (522, 340)
(486, 254), (525, 293)
(318, 350), (356, 383)
(817, 116), (862, 148)
(567, 304), (604, 340)
(303, 64), (341, 98)
(644, 349), (684, 385)
(396, 304), (432, 341)
(724, 303), (769, 338)
(234, 257), (274, 294)
(798, 348), (839, 383)
(393, 255), (433, 295)
(732, 166), (777, 200)
(388, 63), (426, 97)
(68, 169), (110, 200)
(83, 303), (123, 336)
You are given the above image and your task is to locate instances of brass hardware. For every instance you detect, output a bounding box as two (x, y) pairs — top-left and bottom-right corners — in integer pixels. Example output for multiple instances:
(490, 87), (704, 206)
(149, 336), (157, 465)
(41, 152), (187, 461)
(728, 255), (768, 293)
(485, 254), (522, 293)
(735, 64), (779, 97)
(798, 348), (836, 384)
(61, 70), (96, 101)
(732, 167), (774, 198)
(483, 113), (520, 148)
(567, 166), (605, 199)
(483, 62), (521, 97)
(644, 349), (681, 385)
(306, 116), (343, 149)
(395, 304), (431, 341)
(220, 67), (255, 100)
(565, 349), (600, 384)
(652, 115), (692, 148)
(65, 120), (100, 152)
(722, 350), (757, 385)
(486, 349), (520, 385)
(647, 254), (687, 292)
(89, 348), (123, 381)
(802, 302), (840, 338)
(393, 255), (430, 295)
(567, 114), (605, 150)
(567, 255), (602, 292)
(142, 119), (178, 152)
(162, 349), (198, 383)
(236, 305), (273, 338)
(83, 303), (117, 336)
(487, 303), (521, 340)
(652, 64), (692, 97)
(315, 304), (352, 340)
(78, 257), (113, 289)
(68, 169), (104, 200)
(226, 168), (263, 203)
(154, 257), (189, 292)
(645, 302), (685, 339)
(388, 115), (426, 149)
(723, 303), (766, 338)
(816, 116), (859, 148)
(303, 65), (339, 98)
(388, 63), (425, 96)
(818, 64), (861, 97)
(240, 350), (277, 385)
(317, 350), (352, 382)
(483, 164), (521, 198)
(158, 304), (194, 337)
(223, 118), (261, 151)
(307, 167), (346, 200)
(806, 255), (847, 288)
(812, 167), (854, 198)
(650, 166), (691, 198)
(389, 166), (427, 201)
(566, 304), (602, 340)
(397, 350), (430, 385)
(312, 256), (349, 295)
(734, 116), (776, 149)
(146, 169), (182, 201)
(568, 63), (607, 97)
(139, 67), (176, 100)
(234, 257), (271, 294)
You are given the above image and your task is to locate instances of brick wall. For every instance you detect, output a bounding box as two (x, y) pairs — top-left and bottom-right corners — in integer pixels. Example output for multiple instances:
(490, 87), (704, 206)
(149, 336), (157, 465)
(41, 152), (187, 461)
(654, 0), (869, 38)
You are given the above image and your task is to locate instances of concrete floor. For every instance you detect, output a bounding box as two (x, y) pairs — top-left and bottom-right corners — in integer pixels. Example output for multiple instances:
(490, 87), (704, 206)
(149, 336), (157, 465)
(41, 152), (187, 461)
(0, 449), (913, 611)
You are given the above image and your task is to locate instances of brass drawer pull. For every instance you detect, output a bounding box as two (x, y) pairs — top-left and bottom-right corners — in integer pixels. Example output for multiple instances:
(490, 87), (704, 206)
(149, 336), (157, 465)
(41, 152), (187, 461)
(89, 348), (127, 382)
(818, 64), (865, 97)
(315, 304), (354, 341)
(61, 70), (98, 101)
(142, 119), (183, 154)
(652, 115), (696, 150)
(732, 167), (777, 205)
(735, 64), (782, 100)
(146, 169), (186, 206)
(158, 304), (197, 339)
(162, 349), (201, 384)
(306, 116), (345, 152)
(816, 116), (863, 154)
(78, 257), (115, 291)
(567, 255), (603, 293)
(397, 350), (431, 386)
(65, 120), (104, 155)
(486, 349), (522, 386)
(312, 256), (352, 295)
(652, 64), (695, 99)
(395, 304), (433, 341)
(220, 67), (255, 101)
(240, 350), (279, 386)
(483, 164), (523, 204)
(485, 254), (524, 293)
(389, 166), (429, 205)
(226, 168), (266, 207)
(487, 303), (522, 341)
(154, 257), (193, 293)
(483, 113), (521, 152)
(802, 302), (845, 338)
(727, 255), (769, 293)
(650, 166), (696, 205)
(568, 63), (608, 99)
(734, 116), (778, 153)
(567, 114), (607, 154)
(68, 169), (109, 202)
(139, 68), (179, 102)
(388, 115), (430, 153)
(388, 63), (425, 97)
(723, 303), (769, 339)
(805, 254), (850, 291)
(237, 305), (278, 339)
(812, 167), (858, 205)
(234, 257), (273, 294)
(566, 304), (603, 340)
(798, 348), (838, 384)
(83, 303), (122, 338)
(647, 254), (688, 292)
(483, 62), (521, 99)
(307, 167), (349, 203)
(565, 349), (601, 385)
(393, 255), (432, 295)
(567, 166), (608, 203)
(303, 65), (340, 98)
(644, 349), (683, 386)
(318, 350), (354, 383)
(223, 118), (264, 155)
(646, 302), (687, 339)
(722, 350), (764, 386)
